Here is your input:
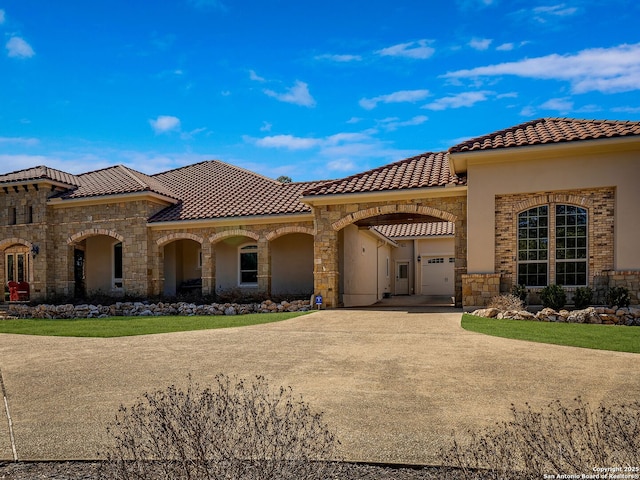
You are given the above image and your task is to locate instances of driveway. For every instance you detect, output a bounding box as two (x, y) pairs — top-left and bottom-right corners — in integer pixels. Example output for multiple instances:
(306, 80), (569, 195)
(1, 309), (639, 464)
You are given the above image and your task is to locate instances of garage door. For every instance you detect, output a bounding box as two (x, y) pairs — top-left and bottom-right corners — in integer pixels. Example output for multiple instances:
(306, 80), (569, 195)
(421, 257), (454, 296)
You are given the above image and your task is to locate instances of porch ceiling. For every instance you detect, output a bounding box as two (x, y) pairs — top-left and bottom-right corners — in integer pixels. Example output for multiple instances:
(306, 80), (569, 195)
(354, 213), (442, 227)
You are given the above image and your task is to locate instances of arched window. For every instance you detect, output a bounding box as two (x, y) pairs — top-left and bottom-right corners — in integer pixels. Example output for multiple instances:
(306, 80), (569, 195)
(239, 244), (258, 286)
(517, 206), (548, 286)
(555, 205), (587, 286)
(517, 204), (588, 287)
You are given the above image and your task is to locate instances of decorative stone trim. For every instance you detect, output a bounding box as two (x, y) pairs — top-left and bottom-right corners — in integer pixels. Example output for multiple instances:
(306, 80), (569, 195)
(513, 193), (593, 213)
(331, 204), (457, 231)
(67, 229), (124, 245)
(265, 226), (315, 241)
(0, 237), (32, 249)
(156, 232), (204, 246)
(209, 229), (260, 244)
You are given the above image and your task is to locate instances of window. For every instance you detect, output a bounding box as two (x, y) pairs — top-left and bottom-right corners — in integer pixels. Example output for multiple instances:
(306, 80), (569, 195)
(517, 204), (587, 287)
(555, 205), (587, 286)
(239, 244), (258, 285)
(5, 250), (28, 283)
(517, 206), (548, 287)
(113, 242), (123, 289)
(8, 207), (16, 225)
(428, 258), (444, 264)
(26, 206), (33, 223)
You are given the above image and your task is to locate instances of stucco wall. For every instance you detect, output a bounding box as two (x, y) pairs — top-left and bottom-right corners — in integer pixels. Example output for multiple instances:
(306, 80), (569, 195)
(466, 146), (640, 274)
(271, 233), (313, 295)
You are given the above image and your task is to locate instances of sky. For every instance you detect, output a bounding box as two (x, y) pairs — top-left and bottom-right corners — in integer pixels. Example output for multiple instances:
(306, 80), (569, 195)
(1, 0), (639, 182)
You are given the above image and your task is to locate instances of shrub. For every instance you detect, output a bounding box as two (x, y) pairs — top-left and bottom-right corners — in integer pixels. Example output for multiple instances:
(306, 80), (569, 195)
(605, 286), (630, 308)
(102, 374), (340, 480)
(488, 294), (524, 311)
(540, 284), (566, 310)
(573, 286), (593, 309)
(442, 398), (640, 480)
(511, 284), (528, 303)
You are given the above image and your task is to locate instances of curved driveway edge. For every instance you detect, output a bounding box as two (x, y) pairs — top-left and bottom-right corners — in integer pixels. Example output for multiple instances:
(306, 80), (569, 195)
(1, 309), (639, 464)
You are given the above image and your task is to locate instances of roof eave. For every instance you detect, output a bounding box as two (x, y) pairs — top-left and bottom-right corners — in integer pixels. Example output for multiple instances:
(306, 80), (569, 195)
(48, 191), (179, 207)
(301, 184), (467, 206)
(147, 212), (314, 229)
(449, 135), (640, 174)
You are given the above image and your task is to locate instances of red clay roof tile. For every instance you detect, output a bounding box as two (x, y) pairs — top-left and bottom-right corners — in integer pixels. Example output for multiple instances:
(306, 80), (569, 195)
(0, 165), (81, 187)
(302, 151), (465, 196)
(375, 222), (455, 238)
(448, 118), (640, 153)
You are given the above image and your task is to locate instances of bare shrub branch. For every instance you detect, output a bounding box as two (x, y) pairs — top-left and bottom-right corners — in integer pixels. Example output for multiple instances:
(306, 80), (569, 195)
(442, 398), (640, 480)
(488, 294), (524, 312)
(101, 374), (340, 480)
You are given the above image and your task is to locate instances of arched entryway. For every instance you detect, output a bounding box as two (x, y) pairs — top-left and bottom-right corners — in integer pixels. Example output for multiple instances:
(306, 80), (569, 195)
(67, 230), (124, 298)
(162, 238), (203, 297)
(1, 238), (33, 302)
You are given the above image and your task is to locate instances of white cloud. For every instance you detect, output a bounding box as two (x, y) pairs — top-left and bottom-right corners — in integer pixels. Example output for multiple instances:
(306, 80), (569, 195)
(264, 80), (316, 107)
(149, 115), (181, 134)
(249, 70), (266, 82)
(327, 159), (357, 172)
(496, 43), (514, 51)
(376, 39), (435, 59)
(533, 4), (578, 18)
(359, 89), (430, 110)
(0, 136), (39, 146)
(260, 121), (272, 132)
(443, 43), (640, 94)
(6, 36), (35, 58)
(469, 38), (492, 51)
(254, 135), (320, 150)
(379, 115), (428, 131)
(540, 97), (574, 113)
(423, 91), (493, 110)
(315, 53), (362, 62)
(0, 9), (5, 24)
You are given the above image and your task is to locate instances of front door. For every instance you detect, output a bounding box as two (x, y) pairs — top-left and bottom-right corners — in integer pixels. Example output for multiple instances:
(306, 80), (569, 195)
(395, 261), (410, 295)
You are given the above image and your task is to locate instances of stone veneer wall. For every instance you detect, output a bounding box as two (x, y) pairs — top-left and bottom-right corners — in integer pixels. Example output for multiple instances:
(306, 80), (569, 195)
(0, 186), (54, 301)
(462, 273), (501, 309)
(312, 194), (467, 308)
(495, 187), (615, 289)
(49, 199), (169, 298)
(595, 270), (640, 305)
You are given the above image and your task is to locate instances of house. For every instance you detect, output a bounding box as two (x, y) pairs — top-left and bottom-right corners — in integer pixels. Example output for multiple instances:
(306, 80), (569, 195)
(1, 118), (639, 308)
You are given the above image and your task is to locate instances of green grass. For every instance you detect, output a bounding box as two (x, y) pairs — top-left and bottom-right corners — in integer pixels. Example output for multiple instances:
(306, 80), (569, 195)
(0, 312), (310, 338)
(462, 313), (640, 353)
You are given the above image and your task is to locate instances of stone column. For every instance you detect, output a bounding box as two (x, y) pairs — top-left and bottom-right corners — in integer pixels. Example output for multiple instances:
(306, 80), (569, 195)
(149, 241), (162, 296)
(201, 241), (214, 296)
(314, 229), (339, 308)
(257, 237), (271, 296)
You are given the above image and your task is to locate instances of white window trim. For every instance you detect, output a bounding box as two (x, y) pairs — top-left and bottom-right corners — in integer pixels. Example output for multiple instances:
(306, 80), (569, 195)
(238, 243), (258, 287)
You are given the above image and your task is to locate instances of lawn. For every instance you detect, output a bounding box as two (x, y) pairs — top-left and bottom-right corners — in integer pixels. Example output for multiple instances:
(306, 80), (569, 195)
(461, 313), (640, 354)
(0, 312), (310, 338)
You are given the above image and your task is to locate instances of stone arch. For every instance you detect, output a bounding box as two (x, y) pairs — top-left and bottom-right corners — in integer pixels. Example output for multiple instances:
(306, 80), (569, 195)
(209, 229), (260, 244)
(331, 204), (457, 231)
(0, 237), (32, 250)
(266, 225), (315, 241)
(156, 232), (204, 247)
(67, 228), (124, 245)
(514, 194), (593, 214)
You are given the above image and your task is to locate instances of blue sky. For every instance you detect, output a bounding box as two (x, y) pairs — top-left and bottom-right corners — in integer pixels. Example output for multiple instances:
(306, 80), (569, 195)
(1, 0), (639, 181)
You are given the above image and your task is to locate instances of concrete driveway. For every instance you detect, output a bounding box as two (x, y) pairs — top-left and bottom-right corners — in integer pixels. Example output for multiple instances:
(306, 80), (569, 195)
(1, 308), (639, 465)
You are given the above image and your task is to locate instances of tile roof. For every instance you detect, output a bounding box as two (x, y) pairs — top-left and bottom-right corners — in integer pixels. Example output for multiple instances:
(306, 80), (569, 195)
(449, 118), (640, 153)
(148, 160), (325, 222)
(374, 222), (455, 238)
(302, 151), (465, 197)
(0, 165), (81, 187)
(50, 165), (179, 200)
